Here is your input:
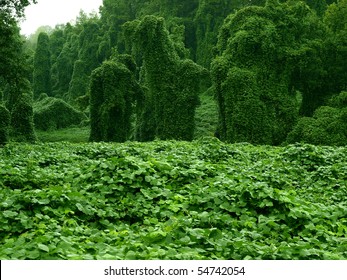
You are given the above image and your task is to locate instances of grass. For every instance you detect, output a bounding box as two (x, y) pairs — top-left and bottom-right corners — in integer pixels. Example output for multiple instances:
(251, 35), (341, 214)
(35, 126), (90, 143)
(194, 87), (218, 139)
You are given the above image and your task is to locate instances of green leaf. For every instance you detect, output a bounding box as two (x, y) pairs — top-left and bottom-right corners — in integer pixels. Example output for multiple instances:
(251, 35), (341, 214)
(3, 210), (17, 218)
(38, 244), (50, 252)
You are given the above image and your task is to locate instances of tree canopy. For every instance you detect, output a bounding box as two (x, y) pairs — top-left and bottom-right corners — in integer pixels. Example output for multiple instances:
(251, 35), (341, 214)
(0, 0), (37, 143)
(3, 0), (347, 145)
(0, 0), (36, 18)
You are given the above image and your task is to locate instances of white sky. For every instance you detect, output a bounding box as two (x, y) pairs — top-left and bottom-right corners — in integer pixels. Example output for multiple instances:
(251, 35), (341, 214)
(20, 0), (103, 36)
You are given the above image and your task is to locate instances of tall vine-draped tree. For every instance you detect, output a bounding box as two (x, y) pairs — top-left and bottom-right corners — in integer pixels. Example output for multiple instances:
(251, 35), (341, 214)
(194, 0), (237, 68)
(324, 0), (347, 95)
(49, 26), (66, 94)
(0, 8), (27, 85)
(77, 16), (101, 73)
(100, 0), (141, 54)
(0, 0), (37, 143)
(68, 15), (101, 103)
(33, 32), (52, 98)
(285, 0), (347, 145)
(68, 60), (89, 104)
(51, 23), (79, 97)
(89, 56), (142, 142)
(212, 0), (327, 144)
(131, 15), (205, 141)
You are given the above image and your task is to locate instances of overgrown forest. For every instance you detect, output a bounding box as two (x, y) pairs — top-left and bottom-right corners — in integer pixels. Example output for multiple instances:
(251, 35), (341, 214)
(1, 0), (347, 260)
(1, 0), (346, 145)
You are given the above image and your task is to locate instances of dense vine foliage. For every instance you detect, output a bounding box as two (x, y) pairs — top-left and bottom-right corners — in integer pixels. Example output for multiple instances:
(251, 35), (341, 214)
(9, 92), (37, 142)
(212, 0), (328, 144)
(0, 105), (10, 144)
(0, 140), (346, 259)
(132, 15), (206, 141)
(1, 0), (37, 143)
(89, 58), (142, 142)
(33, 96), (87, 131)
(287, 91), (347, 145)
(1, 0), (342, 144)
(33, 32), (52, 98)
(1, 0), (347, 263)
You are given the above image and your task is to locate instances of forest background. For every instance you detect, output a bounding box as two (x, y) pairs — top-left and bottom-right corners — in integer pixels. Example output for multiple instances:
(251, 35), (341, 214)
(1, 0), (347, 146)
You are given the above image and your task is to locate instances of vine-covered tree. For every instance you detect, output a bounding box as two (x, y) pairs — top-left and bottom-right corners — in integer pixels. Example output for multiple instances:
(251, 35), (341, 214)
(51, 24), (79, 97)
(68, 15), (102, 103)
(49, 26), (66, 94)
(194, 0), (235, 67)
(68, 60), (89, 104)
(77, 16), (101, 73)
(132, 15), (205, 141)
(323, 0), (347, 96)
(33, 32), (52, 98)
(1, 0), (37, 142)
(0, 12), (25, 84)
(287, 91), (347, 146)
(99, 0), (140, 54)
(212, 0), (326, 144)
(89, 57), (142, 142)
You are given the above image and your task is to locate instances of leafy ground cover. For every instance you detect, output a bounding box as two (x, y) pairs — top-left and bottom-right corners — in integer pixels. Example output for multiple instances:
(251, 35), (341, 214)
(0, 139), (346, 260)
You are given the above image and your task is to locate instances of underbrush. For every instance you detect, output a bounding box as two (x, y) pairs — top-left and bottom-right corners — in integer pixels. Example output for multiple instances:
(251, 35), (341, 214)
(0, 139), (346, 259)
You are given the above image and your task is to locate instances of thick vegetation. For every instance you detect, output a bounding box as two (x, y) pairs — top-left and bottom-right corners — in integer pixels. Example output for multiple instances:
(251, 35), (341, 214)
(1, 0), (36, 144)
(0, 105), (10, 144)
(130, 15), (206, 141)
(89, 58), (141, 142)
(212, 0), (327, 144)
(10, 93), (37, 142)
(0, 140), (347, 260)
(32, 32), (52, 98)
(1, 0), (345, 144)
(1, 0), (347, 261)
(33, 96), (87, 131)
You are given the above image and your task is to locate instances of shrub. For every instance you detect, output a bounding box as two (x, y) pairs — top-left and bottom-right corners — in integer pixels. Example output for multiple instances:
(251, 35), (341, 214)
(287, 106), (347, 146)
(10, 93), (37, 142)
(328, 91), (347, 108)
(34, 97), (87, 131)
